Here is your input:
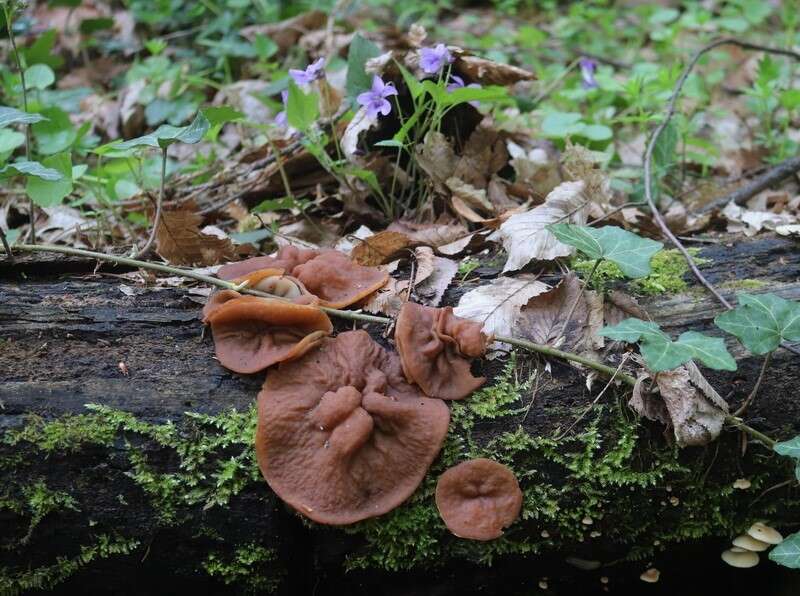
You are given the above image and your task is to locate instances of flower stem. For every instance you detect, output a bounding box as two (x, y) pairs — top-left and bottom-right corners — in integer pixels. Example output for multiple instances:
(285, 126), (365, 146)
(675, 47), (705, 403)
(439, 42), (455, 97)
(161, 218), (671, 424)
(134, 147), (167, 259)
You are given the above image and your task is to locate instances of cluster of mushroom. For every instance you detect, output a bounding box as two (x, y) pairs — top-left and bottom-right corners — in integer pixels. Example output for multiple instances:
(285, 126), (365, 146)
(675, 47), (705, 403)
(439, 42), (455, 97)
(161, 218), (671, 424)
(721, 522), (783, 568)
(202, 248), (524, 541)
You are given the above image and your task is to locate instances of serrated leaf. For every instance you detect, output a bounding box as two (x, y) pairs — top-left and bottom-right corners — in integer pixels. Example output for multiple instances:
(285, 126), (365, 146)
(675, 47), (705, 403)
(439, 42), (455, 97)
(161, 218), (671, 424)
(715, 293), (800, 355)
(0, 160), (63, 181)
(774, 436), (800, 459)
(286, 80), (319, 132)
(346, 33), (381, 99)
(26, 152), (73, 207)
(769, 532), (800, 569)
(115, 111), (211, 150)
(548, 223), (664, 278)
(0, 106), (47, 127)
(600, 318), (736, 372)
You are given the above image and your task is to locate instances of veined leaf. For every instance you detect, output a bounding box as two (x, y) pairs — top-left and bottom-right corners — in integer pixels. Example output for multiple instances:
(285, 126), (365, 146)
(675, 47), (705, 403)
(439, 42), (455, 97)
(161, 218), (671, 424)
(548, 223), (663, 279)
(600, 318), (736, 372)
(714, 292), (800, 355)
(0, 106), (47, 127)
(440, 85), (508, 107)
(774, 436), (800, 460)
(346, 33), (381, 99)
(114, 111), (211, 151)
(0, 160), (63, 181)
(26, 152), (73, 207)
(769, 532), (800, 569)
(286, 80), (319, 132)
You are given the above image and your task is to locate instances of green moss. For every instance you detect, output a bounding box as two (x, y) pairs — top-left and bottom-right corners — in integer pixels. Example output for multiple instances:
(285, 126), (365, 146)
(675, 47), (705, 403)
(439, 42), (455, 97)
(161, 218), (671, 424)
(572, 248), (708, 295)
(719, 278), (768, 291)
(467, 354), (531, 419)
(203, 543), (283, 594)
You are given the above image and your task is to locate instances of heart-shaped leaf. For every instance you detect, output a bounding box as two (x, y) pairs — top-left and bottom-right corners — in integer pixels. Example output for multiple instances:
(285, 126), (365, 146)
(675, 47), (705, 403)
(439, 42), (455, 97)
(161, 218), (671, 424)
(286, 80), (319, 132)
(770, 532), (800, 569)
(0, 106), (47, 127)
(600, 318), (736, 372)
(0, 160), (63, 181)
(774, 436), (800, 459)
(548, 224), (664, 278)
(26, 152), (73, 207)
(714, 293), (800, 355)
(115, 111), (211, 151)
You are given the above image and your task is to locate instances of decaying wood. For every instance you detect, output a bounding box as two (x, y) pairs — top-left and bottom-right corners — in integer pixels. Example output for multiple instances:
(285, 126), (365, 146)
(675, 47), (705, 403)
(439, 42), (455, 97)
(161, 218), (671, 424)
(1, 235), (800, 595)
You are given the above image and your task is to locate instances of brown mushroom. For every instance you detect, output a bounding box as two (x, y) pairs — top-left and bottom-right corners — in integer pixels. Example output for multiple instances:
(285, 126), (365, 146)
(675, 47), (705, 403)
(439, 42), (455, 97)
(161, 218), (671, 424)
(235, 268), (317, 305)
(205, 296), (333, 373)
(217, 246), (319, 281)
(255, 330), (450, 525)
(291, 250), (389, 308)
(201, 289), (242, 321)
(435, 458), (523, 540)
(395, 302), (490, 400)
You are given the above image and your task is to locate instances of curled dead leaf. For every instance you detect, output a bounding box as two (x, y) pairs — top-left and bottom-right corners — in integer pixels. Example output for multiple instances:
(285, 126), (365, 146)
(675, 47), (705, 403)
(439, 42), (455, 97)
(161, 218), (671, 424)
(156, 207), (235, 266)
(351, 231), (413, 266)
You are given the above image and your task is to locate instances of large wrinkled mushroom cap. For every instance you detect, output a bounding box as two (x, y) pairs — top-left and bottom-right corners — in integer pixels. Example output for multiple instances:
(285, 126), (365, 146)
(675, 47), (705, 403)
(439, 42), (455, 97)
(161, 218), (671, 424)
(206, 296), (333, 373)
(255, 330), (450, 525)
(395, 302), (489, 400)
(291, 250), (389, 308)
(202, 289), (243, 322)
(435, 458), (522, 540)
(217, 246), (319, 280)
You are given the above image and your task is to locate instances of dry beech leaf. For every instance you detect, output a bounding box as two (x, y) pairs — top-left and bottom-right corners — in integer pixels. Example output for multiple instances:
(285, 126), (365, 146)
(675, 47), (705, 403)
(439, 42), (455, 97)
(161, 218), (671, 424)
(447, 177), (494, 215)
(506, 140), (561, 199)
(453, 275), (550, 341)
(490, 180), (588, 272)
(362, 277), (408, 317)
(514, 272), (587, 351)
(723, 202), (797, 237)
(416, 131), (458, 192)
(454, 119), (508, 189)
(156, 208), (234, 266)
(351, 231), (413, 266)
(413, 250), (458, 307)
(604, 290), (648, 327)
(387, 220), (468, 248)
(630, 372), (669, 425)
(455, 55), (536, 85)
(342, 107), (376, 161)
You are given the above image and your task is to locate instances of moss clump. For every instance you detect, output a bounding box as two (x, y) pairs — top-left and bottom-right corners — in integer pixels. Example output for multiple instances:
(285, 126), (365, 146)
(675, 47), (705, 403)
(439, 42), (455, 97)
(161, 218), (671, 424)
(203, 543), (283, 594)
(719, 278), (768, 291)
(0, 480), (80, 548)
(572, 248), (708, 295)
(467, 354), (531, 419)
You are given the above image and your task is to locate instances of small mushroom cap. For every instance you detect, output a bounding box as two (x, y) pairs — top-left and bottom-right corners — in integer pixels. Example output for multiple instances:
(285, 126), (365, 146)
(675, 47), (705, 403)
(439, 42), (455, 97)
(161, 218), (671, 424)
(721, 548), (759, 568)
(395, 303), (489, 400)
(291, 250), (389, 308)
(206, 296), (333, 373)
(639, 568), (660, 583)
(217, 246), (319, 280)
(256, 330), (450, 525)
(435, 458), (523, 541)
(235, 269), (317, 305)
(747, 522), (783, 545)
(732, 534), (770, 552)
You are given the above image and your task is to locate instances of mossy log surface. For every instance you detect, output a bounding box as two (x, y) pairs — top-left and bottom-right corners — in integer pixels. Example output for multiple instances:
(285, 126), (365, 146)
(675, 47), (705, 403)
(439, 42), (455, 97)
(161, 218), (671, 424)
(1, 235), (800, 595)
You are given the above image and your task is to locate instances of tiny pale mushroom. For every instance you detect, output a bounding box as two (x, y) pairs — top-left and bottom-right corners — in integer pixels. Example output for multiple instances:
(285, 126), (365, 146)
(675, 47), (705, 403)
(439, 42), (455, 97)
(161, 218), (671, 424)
(640, 568), (660, 583)
(205, 296), (333, 374)
(395, 302), (491, 400)
(435, 458), (522, 541)
(733, 478), (752, 490)
(721, 548), (759, 568)
(746, 522), (783, 545)
(732, 534), (770, 552)
(255, 330), (450, 525)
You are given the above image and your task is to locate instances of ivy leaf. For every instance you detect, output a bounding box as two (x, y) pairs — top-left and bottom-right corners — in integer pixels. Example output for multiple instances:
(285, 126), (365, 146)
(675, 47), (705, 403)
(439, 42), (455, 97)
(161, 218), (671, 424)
(600, 318), (736, 372)
(0, 106), (47, 127)
(774, 436), (800, 459)
(714, 293), (800, 355)
(115, 111), (211, 151)
(769, 532), (800, 569)
(286, 80), (319, 132)
(547, 224), (664, 278)
(0, 160), (63, 181)
(26, 152), (73, 207)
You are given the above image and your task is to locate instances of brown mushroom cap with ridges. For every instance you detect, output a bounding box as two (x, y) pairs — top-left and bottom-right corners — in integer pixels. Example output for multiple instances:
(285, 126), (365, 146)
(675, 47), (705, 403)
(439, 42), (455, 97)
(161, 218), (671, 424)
(291, 250), (389, 308)
(217, 246), (319, 281)
(435, 458), (522, 540)
(202, 289), (242, 322)
(236, 269), (318, 305)
(255, 330), (450, 525)
(206, 296), (333, 373)
(395, 302), (490, 400)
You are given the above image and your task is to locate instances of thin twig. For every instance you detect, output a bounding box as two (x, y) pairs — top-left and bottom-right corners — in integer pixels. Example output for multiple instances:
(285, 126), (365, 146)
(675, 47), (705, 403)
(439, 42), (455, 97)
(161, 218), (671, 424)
(0, 228), (13, 263)
(642, 37), (800, 356)
(733, 352), (773, 417)
(134, 147), (167, 259)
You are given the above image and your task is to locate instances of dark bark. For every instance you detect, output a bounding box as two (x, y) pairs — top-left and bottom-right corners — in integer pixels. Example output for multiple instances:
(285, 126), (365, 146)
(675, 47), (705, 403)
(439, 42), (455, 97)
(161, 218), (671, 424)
(1, 235), (800, 596)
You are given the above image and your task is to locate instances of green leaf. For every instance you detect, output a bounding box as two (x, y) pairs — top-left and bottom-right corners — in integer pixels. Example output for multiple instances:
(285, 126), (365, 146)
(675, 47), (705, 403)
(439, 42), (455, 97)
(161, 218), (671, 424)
(774, 436), (800, 459)
(32, 107), (77, 155)
(440, 85), (508, 107)
(714, 293), (800, 355)
(0, 106), (47, 127)
(286, 81), (319, 132)
(397, 63), (424, 99)
(548, 224), (664, 278)
(202, 106), (244, 127)
(579, 124), (613, 141)
(0, 128), (25, 154)
(21, 30), (64, 69)
(26, 152), (73, 207)
(541, 111), (584, 138)
(24, 63), (55, 90)
(653, 120), (678, 172)
(0, 160), (63, 181)
(115, 111), (211, 151)
(769, 532), (800, 569)
(600, 318), (736, 372)
(346, 33), (381, 99)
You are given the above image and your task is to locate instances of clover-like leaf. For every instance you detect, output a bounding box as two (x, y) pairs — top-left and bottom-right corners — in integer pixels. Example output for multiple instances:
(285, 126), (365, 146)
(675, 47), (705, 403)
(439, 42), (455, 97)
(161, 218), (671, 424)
(115, 111), (210, 151)
(769, 532), (800, 569)
(0, 160), (63, 181)
(0, 106), (47, 127)
(714, 292), (800, 355)
(774, 436), (800, 460)
(547, 224), (664, 278)
(600, 318), (736, 372)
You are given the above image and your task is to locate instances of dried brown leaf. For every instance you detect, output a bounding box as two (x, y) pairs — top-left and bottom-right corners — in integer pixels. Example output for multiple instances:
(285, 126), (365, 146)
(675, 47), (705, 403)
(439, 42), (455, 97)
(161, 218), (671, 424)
(455, 55), (536, 85)
(515, 272), (586, 350)
(351, 231), (413, 266)
(156, 208), (235, 266)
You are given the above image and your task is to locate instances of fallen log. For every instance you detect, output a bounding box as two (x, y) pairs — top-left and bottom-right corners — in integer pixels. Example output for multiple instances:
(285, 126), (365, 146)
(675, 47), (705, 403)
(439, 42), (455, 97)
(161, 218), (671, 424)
(1, 235), (800, 595)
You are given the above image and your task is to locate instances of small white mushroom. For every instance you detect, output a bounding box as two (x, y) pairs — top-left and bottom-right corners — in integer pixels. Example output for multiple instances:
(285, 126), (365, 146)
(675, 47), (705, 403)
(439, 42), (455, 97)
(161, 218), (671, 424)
(540, 529), (550, 538)
(721, 549), (759, 568)
(640, 568), (660, 583)
(582, 516), (594, 525)
(733, 478), (752, 490)
(538, 579), (548, 590)
(732, 534), (770, 552)
(747, 522), (783, 545)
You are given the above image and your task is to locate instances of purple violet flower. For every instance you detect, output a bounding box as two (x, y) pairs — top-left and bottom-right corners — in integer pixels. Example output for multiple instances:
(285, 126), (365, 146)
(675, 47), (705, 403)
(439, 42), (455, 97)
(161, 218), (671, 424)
(419, 43), (453, 74)
(447, 75), (481, 107)
(289, 57), (326, 86)
(579, 57), (598, 90)
(274, 90), (289, 128)
(357, 75), (398, 120)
